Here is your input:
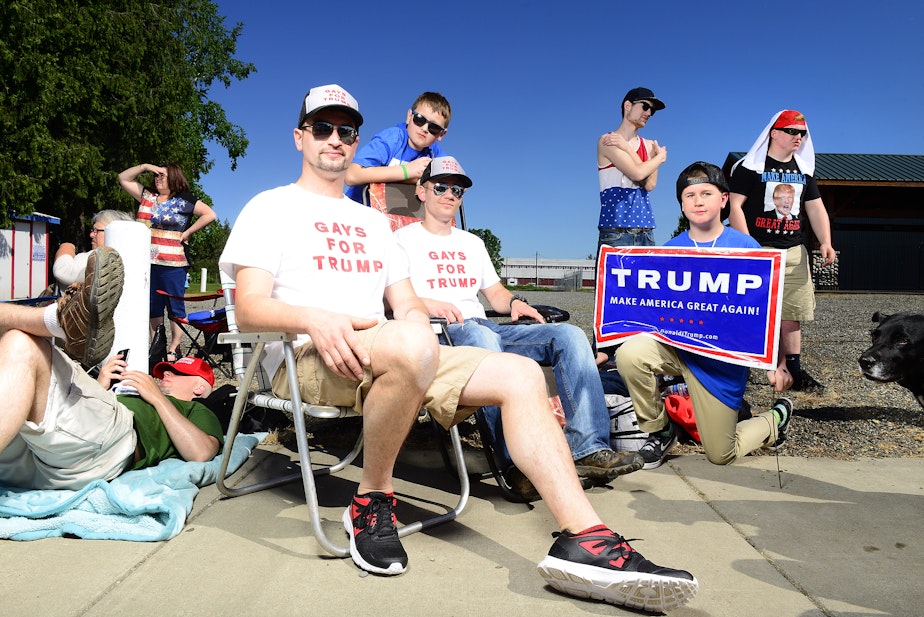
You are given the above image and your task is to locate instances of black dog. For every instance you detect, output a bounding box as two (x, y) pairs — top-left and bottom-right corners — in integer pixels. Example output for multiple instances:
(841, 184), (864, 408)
(858, 312), (924, 409)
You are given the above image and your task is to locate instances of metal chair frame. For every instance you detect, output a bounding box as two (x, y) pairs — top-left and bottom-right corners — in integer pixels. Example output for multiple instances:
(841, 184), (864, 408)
(215, 273), (470, 558)
(364, 182), (574, 503)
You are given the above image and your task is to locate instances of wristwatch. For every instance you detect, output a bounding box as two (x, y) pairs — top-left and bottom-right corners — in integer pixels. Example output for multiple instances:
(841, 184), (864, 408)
(509, 294), (529, 310)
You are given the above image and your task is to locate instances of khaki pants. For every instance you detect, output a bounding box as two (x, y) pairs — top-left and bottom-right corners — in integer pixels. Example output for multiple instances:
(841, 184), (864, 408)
(782, 244), (816, 322)
(0, 346), (136, 490)
(616, 336), (778, 465)
(273, 321), (492, 430)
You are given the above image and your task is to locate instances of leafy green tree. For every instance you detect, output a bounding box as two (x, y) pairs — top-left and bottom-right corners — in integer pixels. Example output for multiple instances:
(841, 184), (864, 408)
(671, 214), (690, 238)
(186, 216), (231, 285)
(0, 0), (254, 242)
(469, 228), (503, 276)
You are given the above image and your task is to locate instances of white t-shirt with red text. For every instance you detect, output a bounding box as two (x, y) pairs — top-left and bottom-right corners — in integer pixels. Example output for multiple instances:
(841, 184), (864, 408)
(219, 183), (408, 375)
(394, 222), (499, 319)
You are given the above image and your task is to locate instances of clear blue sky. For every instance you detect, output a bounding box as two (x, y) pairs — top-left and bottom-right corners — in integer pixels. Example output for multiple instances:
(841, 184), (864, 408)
(201, 0), (923, 260)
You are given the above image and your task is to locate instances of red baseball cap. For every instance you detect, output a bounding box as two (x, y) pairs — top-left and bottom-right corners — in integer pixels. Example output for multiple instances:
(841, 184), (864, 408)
(773, 110), (807, 129)
(152, 356), (215, 386)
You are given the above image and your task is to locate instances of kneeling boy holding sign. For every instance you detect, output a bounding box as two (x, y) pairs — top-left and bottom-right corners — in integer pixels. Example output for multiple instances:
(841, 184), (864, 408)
(615, 162), (792, 469)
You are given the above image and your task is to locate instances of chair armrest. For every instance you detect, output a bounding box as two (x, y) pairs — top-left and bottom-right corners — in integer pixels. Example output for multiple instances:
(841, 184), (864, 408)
(429, 317), (450, 338)
(217, 331), (297, 345)
(484, 304), (571, 324)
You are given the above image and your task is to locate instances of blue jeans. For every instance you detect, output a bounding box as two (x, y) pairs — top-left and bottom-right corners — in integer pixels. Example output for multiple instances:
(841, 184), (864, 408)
(444, 318), (611, 471)
(597, 227), (655, 250)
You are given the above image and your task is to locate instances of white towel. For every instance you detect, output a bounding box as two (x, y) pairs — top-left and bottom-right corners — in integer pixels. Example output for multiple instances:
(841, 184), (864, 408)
(737, 110), (816, 176)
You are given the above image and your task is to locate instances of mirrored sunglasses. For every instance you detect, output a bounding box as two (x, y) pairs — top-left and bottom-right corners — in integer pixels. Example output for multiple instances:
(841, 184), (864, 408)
(430, 183), (465, 199)
(301, 121), (358, 145)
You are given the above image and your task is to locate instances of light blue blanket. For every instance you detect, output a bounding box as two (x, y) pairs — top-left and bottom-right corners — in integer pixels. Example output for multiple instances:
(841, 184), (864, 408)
(0, 433), (263, 542)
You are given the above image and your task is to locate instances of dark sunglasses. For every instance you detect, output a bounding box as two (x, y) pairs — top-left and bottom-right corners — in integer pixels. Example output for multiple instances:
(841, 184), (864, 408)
(634, 101), (657, 115)
(775, 127), (807, 137)
(300, 121), (358, 145)
(429, 183), (465, 199)
(411, 110), (446, 136)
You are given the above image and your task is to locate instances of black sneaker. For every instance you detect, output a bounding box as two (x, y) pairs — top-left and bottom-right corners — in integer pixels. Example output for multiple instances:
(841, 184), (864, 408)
(770, 397), (793, 450)
(342, 492), (407, 575)
(637, 426), (678, 470)
(537, 525), (698, 612)
(791, 368), (825, 393)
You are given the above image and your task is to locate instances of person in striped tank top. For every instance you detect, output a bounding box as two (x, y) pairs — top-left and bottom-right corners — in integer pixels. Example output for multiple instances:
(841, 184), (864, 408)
(596, 87), (667, 250)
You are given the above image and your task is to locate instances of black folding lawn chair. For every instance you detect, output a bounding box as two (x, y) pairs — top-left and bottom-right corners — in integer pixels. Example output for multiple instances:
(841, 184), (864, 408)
(155, 289), (231, 378)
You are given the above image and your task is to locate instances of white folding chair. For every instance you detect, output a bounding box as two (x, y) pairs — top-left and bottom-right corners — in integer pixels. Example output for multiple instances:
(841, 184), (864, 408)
(215, 271), (470, 558)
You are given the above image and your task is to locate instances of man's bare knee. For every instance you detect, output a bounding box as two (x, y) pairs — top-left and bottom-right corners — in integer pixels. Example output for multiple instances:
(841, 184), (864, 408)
(488, 353), (545, 406)
(373, 321), (438, 386)
(0, 329), (49, 365)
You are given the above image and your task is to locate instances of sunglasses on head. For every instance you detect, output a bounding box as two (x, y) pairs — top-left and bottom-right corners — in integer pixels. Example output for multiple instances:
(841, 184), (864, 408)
(775, 127), (807, 137)
(634, 101), (657, 114)
(429, 183), (465, 199)
(411, 110), (446, 136)
(300, 121), (358, 145)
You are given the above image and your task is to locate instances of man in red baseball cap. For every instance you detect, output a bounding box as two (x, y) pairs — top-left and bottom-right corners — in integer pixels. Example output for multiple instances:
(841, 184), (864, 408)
(151, 355), (215, 400)
(0, 265), (224, 491)
(728, 109), (837, 393)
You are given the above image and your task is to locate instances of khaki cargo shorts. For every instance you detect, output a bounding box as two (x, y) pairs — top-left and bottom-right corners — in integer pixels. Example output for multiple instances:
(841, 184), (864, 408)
(0, 345), (136, 490)
(272, 321), (492, 429)
(781, 244), (816, 322)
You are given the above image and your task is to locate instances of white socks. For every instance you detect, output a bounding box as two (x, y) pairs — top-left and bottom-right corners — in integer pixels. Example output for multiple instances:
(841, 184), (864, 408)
(43, 303), (66, 339)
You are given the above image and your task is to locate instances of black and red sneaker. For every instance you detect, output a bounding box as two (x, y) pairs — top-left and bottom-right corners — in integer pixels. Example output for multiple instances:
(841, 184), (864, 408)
(537, 525), (698, 612)
(342, 492), (408, 575)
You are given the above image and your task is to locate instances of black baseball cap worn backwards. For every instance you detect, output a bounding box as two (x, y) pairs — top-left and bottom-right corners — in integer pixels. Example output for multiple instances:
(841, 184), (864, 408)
(676, 161), (729, 204)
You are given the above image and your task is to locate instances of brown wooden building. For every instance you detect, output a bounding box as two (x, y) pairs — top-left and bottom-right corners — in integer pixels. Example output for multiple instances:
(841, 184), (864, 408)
(723, 153), (924, 292)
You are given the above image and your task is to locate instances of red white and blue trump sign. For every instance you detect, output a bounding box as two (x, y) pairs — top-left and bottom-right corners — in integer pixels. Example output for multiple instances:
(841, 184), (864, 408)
(594, 246), (785, 369)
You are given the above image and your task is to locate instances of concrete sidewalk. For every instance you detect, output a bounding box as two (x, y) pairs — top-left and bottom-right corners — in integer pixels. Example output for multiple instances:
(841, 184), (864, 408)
(4, 444), (923, 617)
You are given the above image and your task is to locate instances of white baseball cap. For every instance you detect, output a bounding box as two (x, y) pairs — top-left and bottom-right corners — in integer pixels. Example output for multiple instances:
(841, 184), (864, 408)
(297, 84), (363, 128)
(420, 156), (473, 188)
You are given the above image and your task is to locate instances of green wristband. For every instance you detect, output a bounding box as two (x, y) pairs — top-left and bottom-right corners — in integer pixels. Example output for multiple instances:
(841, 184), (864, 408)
(401, 164), (408, 180)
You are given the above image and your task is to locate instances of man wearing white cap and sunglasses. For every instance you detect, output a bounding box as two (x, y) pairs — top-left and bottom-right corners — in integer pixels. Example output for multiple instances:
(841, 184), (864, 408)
(395, 155), (644, 500)
(219, 84), (698, 612)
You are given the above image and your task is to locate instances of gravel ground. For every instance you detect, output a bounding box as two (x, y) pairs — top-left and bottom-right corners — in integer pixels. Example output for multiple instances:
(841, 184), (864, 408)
(194, 291), (924, 461)
(523, 290), (924, 460)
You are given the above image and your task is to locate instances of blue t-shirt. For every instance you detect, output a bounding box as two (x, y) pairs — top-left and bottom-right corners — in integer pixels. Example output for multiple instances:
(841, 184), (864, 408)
(344, 123), (447, 203)
(665, 226), (760, 410)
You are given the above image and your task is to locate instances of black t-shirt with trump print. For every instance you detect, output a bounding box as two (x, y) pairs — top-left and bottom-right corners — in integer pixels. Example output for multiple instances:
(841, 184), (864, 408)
(729, 155), (821, 249)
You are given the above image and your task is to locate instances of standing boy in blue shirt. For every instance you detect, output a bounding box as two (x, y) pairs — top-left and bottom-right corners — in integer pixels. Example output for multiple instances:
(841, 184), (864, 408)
(344, 91), (451, 203)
